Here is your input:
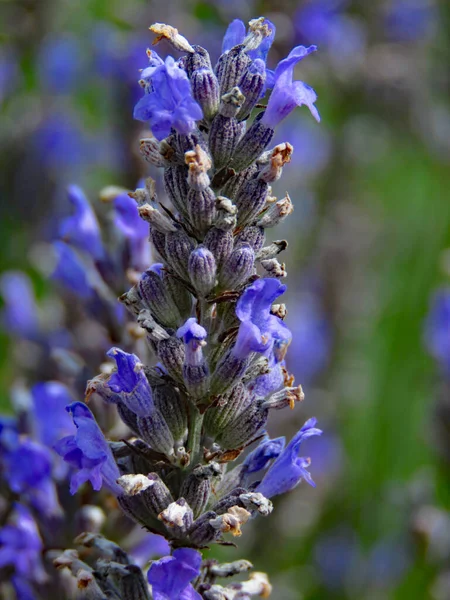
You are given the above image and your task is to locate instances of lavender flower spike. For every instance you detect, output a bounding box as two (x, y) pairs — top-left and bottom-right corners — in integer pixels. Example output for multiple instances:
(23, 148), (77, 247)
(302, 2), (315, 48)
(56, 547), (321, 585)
(147, 548), (202, 600)
(54, 402), (122, 495)
(257, 418), (322, 498)
(262, 45), (320, 128)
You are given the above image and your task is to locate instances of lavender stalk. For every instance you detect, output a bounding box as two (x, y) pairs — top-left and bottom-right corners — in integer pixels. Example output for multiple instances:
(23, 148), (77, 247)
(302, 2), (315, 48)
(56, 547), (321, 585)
(53, 16), (323, 599)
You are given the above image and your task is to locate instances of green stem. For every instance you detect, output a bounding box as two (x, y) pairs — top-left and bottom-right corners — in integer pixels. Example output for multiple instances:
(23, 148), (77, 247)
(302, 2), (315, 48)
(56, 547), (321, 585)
(186, 401), (204, 466)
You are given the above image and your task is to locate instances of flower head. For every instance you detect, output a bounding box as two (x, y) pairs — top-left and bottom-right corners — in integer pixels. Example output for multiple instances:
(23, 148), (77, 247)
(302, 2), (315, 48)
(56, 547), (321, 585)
(256, 418), (322, 498)
(54, 401), (121, 495)
(147, 548), (202, 600)
(134, 51), (203, 140)
(262, 45), (320, 128)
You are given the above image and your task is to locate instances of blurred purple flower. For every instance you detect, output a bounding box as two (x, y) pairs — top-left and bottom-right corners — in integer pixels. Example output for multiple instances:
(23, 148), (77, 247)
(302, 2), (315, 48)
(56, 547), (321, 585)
(59, 185), (104, 260)
(32, 381), (75, 447)
(256, 417), (322, 498)
(0, 271), (39, 337)
(134, 51), (203, 140)
(35, 112), (87, 171)
(51, 241), (95, 299)
(38, 34), (82, 94)
(0, 503), (46, 583)
(2, 438), (60, 516)
(147, 547), (202, 600)
(384, 0), (438, 42)
(286, 291), (331, 387)
(424, 288), (450, 374)
(113, 192), (150, 270)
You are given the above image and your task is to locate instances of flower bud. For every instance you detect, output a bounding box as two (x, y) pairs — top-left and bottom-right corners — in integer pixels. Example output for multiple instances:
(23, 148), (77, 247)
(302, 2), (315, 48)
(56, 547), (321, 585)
(232, 117), (274, 172)
(237, 59), (266, 121)
(153, 384), (188, 444)
(239, 492), (273, 517)
(219, 86), (245, 118)
(188, 246), (217, 296)
(209, 505), (250, 537)
(203, 383), (252, 438)
(179, 462), (221, 518)
(210, 351), (249, 397)
(138, 204), (177, 234)
(220, 164), (258, 200)
(209, 114), (243, 171)
(156, 336), (185, 382)
(137, 266), (182, 328)
(118, 564), (152, 600)
(187, 187), (217, 236)
(260, 258), (287, 278)
(217, 46), (251, 96)
(139, 137), (168, 168)
(185, 145), (212, 191)
(219, 243), (255, 290)
(117, 474), (164, 529)
(257, 240), (288, 260)
(137, 409), (175, 456)
(235, 178), (269, 227)
(235, 225), (265, 254)
(188, 511), (220, 546)
(191, 68), (220, 121)
(258, 143), (293, 183)
(158, 498), (194, 538)
(204, 227), (234, 268)
(149, 227), (167, 262)
(217, 403), (268, 450)
(165, 229), (196, 280)
(164, 165), (190, 218)
(257, 193), (294, 228)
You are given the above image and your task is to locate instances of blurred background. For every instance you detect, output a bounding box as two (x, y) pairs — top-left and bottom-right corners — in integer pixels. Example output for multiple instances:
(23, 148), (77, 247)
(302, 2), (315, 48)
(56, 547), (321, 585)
(1, 0), (449, 598)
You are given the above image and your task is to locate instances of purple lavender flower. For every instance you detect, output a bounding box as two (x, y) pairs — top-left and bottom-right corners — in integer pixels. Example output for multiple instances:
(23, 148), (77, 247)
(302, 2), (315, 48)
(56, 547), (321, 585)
(113, 192), (151, 270)
(235, 278), (292, 362)
(54, 401), (121, 495)
(256, 418), (322, 498)
(262, 45), (320, 128)
(0, 503), (46, 584)
(38, 34), (82, 94)
(58, 185), (104, 260)
(51, 241), (95, 299)
(134, 51), (203, 140)
(32, 381), (75, 447)
(106, 347), (155, 416)
(243, 436), (285, 474)
(147, 547), (202, 600)
(424, 288), (450, 374)
(0, 271), (39, 337)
